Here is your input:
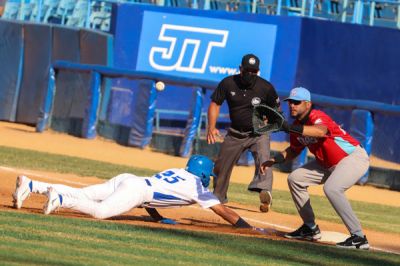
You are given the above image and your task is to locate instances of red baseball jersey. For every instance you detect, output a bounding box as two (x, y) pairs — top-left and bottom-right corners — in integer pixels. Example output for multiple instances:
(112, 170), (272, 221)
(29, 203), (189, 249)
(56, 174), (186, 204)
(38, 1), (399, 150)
(290, 109), (360, 168)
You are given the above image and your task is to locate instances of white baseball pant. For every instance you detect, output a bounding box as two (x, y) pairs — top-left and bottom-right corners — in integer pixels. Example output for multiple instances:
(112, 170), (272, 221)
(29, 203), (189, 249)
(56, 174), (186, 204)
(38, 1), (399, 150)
(32, 173), (153, 219)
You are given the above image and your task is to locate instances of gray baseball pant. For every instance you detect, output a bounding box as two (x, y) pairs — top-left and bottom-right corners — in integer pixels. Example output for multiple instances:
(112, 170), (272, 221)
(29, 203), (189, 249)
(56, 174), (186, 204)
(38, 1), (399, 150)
(287, 146), (369, 235)
(213, 128), (273, 203)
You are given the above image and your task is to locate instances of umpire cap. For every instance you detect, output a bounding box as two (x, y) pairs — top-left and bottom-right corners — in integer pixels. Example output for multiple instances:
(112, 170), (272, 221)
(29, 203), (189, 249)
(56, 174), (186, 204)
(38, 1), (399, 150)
(241, 54), (260, 72)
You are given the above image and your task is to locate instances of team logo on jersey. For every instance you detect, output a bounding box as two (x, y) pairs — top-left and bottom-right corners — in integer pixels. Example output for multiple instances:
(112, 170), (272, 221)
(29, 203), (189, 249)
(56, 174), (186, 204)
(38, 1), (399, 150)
(314, 118), (323, 125)
(251, 97), (261, 106)
(297, 136), (318, 146)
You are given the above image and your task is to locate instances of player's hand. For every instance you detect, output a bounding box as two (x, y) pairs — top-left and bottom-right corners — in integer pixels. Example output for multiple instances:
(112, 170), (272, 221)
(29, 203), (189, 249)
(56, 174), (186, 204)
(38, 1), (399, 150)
(260, 160), (275, 175)
(159, 218), (178, 225)
(207, 127), (221, 144)
(252, 227), (269, 235)
(252, 227), (276, 236)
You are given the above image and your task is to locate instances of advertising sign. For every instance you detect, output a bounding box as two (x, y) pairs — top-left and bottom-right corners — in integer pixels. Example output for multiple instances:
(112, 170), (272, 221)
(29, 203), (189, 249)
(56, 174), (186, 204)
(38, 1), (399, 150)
(137, 11), (277, 81)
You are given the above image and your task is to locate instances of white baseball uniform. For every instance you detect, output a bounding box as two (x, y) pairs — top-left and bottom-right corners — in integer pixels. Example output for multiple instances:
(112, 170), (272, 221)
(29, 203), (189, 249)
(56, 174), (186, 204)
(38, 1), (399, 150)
(31, 168), (221, 219)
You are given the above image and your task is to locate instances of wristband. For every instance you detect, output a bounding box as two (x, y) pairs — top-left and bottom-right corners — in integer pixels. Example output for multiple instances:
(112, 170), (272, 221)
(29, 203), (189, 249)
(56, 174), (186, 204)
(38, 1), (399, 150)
(234, 217), (252, 228)
(273, 153), (285, 164)
(289, 124), (304, 134)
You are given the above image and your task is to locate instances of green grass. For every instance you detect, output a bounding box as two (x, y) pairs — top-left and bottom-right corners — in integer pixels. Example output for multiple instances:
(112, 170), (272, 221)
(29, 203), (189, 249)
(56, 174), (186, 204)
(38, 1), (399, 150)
(0, 211), (399, 266)
(228, 183), (400, 234)
(0, 145), (399, 235)
(0, 145), (156, 179)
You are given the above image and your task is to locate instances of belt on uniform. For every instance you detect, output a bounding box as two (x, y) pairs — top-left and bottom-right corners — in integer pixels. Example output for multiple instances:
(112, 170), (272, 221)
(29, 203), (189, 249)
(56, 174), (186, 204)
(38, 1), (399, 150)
(228, 128), (260, 139)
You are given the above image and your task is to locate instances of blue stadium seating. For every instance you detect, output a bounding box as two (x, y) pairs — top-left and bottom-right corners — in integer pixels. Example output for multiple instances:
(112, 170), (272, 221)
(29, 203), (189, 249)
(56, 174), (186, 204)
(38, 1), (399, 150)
(90, 1), (111, 31)
(2, 0), (20, 19)
(30, 0), (61, 23)
(48, 0), (75, 24)
(1, 0), (399, 33)
(66, 0), (87, 27)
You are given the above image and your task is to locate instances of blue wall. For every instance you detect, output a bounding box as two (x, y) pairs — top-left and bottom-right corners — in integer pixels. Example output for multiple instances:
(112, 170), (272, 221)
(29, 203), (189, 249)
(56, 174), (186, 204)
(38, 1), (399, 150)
(295, 19), (400, 104)
(110, 4), (400, 162)
(111, 4), (302, 93)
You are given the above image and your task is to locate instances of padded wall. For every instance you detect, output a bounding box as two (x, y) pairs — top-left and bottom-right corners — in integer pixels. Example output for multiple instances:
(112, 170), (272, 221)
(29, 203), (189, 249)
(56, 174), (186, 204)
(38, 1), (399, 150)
(295, 19), (400, 103)
(16, 23), (52, 124)
(80, 28), (113, 65)
(0, 20), (23, 121)
(128, 79), (157, 147)
(52, 71), (91, 119)
(52, 26), (80, 62)
(51, 26), (83, 121)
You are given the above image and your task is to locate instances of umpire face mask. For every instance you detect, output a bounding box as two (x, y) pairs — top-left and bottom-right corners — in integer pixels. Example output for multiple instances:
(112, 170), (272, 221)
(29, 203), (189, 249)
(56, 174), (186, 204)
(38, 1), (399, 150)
(240, 69), (258, 88)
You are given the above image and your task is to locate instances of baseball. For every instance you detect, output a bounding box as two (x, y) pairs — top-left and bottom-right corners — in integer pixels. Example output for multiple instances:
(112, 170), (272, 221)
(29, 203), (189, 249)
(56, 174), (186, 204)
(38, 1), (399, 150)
(155, 81), (165, 91)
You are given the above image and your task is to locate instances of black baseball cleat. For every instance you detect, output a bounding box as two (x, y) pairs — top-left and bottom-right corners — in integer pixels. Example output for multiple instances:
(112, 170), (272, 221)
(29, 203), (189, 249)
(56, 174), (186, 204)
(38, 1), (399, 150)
(284, 224), (321, 241)
(336, 234), (370, 250)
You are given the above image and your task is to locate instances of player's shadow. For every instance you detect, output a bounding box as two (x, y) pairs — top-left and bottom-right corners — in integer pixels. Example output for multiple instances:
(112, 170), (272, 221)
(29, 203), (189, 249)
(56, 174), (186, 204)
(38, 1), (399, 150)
(108, 215), (155, 223)
(5, 125), (37, 133)
(224, 204), (260, 213)
(180, 217), (230, 227)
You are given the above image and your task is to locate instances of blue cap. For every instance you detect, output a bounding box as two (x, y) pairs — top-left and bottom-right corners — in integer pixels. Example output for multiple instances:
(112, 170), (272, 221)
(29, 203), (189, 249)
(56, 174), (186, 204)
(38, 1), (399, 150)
(284, 87), (311, 102)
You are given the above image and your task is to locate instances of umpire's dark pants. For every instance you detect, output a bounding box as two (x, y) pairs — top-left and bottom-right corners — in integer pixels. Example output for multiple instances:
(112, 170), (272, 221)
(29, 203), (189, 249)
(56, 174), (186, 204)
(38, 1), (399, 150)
(213, 128), (273, 203)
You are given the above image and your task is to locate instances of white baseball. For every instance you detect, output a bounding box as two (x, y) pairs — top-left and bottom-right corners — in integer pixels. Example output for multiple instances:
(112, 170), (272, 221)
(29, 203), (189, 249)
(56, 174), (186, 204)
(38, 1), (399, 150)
(155, 81), (165, 91)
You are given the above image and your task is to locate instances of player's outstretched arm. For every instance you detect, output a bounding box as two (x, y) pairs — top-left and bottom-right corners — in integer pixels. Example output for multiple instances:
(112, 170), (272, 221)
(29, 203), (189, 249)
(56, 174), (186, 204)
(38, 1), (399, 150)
(210, 204), (269, 235)
(145, 207), (177, 225)
(210, 204), (251, 228)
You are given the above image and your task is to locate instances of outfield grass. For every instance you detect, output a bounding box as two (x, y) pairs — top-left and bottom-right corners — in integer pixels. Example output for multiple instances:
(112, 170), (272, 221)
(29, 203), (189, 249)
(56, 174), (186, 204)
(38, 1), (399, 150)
(0, 211), (399, 266)
(0, 145), (399, 235)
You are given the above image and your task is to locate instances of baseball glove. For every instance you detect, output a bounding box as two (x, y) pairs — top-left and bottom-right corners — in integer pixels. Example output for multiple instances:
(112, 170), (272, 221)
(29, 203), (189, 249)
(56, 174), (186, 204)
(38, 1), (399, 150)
(252, 105), (285, 134)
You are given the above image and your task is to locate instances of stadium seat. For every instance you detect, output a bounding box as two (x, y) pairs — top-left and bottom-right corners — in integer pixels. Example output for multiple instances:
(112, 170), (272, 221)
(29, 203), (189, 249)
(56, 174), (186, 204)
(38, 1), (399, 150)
(48, 0), (75, 24)
(2, 0), (20, 19)
(90, 1), (111, 31)
(31, 0), (61, 23)
(18, 0), (34, 20)
(256, 0), (278, 15)
(236, 0), (252, 13)
(66, 0), (88, 27)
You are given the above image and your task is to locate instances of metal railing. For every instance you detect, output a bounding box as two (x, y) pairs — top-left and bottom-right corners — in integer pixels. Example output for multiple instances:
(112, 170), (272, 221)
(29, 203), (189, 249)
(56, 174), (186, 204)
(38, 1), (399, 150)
(2, 0), (400, 30)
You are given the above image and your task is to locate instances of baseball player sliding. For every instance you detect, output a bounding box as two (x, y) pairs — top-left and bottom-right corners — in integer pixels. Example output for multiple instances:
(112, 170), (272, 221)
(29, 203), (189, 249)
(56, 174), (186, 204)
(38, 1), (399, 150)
(13, 155), (266, 232)
(261, 87), (370, 250)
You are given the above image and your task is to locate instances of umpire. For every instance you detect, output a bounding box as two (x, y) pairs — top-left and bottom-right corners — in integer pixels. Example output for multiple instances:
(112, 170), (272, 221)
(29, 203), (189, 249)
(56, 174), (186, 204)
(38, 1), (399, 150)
(207, 54), (280, 212)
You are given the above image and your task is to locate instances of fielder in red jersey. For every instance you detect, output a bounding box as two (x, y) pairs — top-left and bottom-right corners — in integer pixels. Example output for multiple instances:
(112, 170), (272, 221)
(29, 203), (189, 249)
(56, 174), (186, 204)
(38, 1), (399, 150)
(290, 109), (360, 168)
(261, 87), (370, 250)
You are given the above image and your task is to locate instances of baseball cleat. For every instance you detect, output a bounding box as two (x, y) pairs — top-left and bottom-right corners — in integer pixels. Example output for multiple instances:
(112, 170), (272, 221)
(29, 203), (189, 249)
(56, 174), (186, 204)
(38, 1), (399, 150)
(43, 187), (61, 215)
(12, 175), (32, 209)
(336, 234), (370, 250)
(259, 190), (272, 213)
(284, 224), (322, 241)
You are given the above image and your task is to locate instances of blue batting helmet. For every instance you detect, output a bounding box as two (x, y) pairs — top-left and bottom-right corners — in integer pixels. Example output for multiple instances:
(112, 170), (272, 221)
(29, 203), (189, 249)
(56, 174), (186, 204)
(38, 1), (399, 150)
(185, 155), (216, 188)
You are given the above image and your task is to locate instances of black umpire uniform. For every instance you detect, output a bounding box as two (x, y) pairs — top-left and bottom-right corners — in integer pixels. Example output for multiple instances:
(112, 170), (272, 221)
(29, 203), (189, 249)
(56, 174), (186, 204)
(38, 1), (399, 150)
(208, 54), (280, 204)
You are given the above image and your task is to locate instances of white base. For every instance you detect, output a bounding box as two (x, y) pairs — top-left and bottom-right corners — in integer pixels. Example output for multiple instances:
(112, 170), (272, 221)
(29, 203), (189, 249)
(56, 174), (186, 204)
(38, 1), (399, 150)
(320, 231), (348, 243)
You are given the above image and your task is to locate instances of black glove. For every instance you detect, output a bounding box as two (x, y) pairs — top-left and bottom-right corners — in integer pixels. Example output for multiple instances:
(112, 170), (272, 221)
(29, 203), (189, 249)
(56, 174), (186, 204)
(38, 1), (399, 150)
(281, 120), (290, 133)
(280, 120), (304, 135)
(252, 105), (285, 134)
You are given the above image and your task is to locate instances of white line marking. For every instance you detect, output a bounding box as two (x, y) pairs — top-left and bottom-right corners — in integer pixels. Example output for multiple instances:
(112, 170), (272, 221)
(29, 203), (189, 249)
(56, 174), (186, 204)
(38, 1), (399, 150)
(2, 166), (399, 255)
(0, 166), (90, 186)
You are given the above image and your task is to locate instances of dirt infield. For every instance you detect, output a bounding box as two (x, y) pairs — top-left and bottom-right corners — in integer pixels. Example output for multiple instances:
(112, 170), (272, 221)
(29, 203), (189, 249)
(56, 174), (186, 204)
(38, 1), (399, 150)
(0, 121), (399, 254)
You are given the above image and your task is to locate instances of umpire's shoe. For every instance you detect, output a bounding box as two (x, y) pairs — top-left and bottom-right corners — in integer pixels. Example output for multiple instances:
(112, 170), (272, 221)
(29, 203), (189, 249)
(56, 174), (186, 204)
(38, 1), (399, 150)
(259, 190), (272, 213)
(336, 234), (370, 250)
(284, 224), (321, 241)
(13, 175), (32, 209)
